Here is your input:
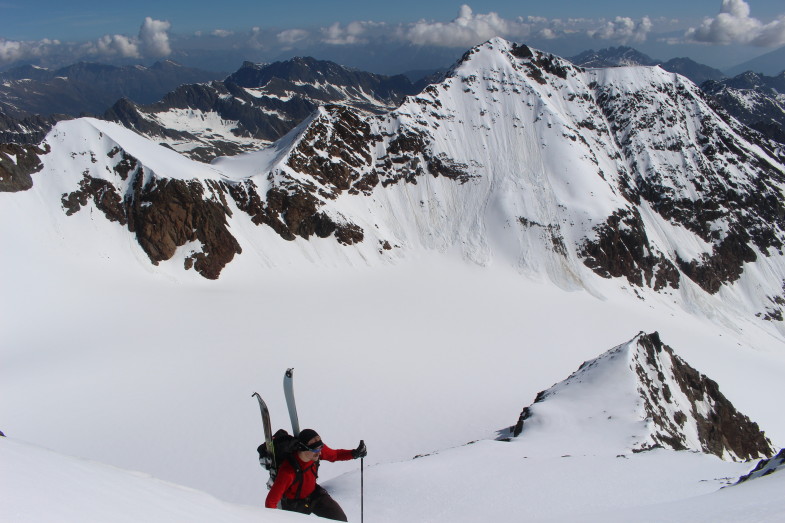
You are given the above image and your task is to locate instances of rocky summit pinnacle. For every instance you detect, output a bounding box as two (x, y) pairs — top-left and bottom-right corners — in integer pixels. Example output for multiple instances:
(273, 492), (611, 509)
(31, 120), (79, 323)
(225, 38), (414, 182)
(512, 332), (775, 461)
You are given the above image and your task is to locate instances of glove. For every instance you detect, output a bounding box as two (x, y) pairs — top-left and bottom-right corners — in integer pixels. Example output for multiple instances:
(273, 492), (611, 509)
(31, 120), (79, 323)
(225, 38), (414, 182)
(352, 440), (367, 459)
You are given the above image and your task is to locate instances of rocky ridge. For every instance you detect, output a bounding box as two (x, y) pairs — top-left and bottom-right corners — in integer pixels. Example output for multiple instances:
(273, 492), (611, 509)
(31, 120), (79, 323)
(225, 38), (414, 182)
(104, 57), (419, 162)
(511, 332), (776, 461)
(702, 71), (785, 148)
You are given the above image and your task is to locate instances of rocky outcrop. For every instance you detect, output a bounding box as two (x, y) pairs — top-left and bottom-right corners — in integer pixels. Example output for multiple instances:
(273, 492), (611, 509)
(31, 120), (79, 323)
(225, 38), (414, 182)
(0, 143), (46, 192)
(632, 333), (774, 460)
(580, 208), (680, 291)
(59, 146), (242, 280)
(735, 448), (785, 484)
(513, 332), (775, 461)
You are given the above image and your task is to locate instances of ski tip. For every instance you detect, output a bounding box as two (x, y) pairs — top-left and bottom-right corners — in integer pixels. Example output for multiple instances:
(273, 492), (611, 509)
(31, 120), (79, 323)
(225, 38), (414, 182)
(285, 368), (294, 378)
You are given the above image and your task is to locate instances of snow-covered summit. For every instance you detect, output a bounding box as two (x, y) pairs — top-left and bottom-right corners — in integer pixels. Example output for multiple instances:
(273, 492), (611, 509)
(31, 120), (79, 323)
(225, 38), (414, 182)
(511, 332), (775, 461)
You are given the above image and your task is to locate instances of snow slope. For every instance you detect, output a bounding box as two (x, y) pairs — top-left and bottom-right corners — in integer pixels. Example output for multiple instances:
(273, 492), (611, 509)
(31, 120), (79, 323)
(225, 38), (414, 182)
(0, 437), (293, 523)
(4, 422), (785, 522)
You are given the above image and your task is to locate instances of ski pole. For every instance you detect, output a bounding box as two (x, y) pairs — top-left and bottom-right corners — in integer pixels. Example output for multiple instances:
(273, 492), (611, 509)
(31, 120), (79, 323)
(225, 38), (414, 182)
(361, 455), (364, 523)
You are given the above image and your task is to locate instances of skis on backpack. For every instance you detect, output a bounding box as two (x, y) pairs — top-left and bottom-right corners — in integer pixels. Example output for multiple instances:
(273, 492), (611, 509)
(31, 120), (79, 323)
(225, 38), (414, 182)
(252, 392), (276, 474)
(252, 369), (303, 489)
(283, 368), (301, 437)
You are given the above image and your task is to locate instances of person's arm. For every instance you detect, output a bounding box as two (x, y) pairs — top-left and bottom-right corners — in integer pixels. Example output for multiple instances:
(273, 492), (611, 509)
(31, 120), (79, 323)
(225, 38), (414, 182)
(321, 441), (366, 462)
(320, 444), (355, 462)
(265, 467), (295, 508)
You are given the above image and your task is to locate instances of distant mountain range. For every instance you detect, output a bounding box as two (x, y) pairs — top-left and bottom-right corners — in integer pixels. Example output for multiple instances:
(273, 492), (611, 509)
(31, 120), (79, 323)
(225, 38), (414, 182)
(703, 72), (785, 145)
(104, 57), (421, 161)
(726, 45), (785, 77)
(0, 60), (222, 118)
(568, 46), (725, 85)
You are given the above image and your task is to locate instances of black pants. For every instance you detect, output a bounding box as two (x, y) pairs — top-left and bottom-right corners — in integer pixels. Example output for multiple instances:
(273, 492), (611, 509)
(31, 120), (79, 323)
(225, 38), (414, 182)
(280, 485), (348, 522)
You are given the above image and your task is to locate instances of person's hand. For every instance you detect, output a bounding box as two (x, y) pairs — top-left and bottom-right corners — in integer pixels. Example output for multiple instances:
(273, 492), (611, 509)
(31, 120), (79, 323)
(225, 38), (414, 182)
(352, 440), (367, 459)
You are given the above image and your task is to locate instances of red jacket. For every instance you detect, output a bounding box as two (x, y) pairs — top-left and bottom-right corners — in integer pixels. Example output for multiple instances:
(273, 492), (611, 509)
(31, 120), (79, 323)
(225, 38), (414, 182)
(265, 445), (354, 508)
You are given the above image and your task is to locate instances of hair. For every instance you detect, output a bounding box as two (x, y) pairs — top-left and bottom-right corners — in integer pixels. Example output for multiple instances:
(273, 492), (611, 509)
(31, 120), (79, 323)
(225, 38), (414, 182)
(297, 429), (320, 448)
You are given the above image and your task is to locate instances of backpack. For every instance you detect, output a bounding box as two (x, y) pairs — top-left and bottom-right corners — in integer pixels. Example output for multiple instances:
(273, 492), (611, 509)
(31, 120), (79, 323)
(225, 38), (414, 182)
(257, 428), (319, 493)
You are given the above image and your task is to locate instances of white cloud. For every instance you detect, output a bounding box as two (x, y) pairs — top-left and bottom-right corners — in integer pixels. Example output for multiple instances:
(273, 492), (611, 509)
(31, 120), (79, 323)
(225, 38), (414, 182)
(685, 0), (785, 46)
(210, 29), (234, 38)
(588, 16), (653, 44)
(139, 17), (172, 57)
(0, 38), (61, 65)
(404, 4), (529, 47)
(277, 29), (310, 45)
(0, 17), (172, 67)
(247, 26), (266, 50)
(321, 21), (383, 45)
(93, 34), (140, 58)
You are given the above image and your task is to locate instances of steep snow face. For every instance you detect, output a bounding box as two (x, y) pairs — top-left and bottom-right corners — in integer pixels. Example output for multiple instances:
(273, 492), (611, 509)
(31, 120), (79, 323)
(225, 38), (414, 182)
(261, 38), (785, 317)
(512, 332), (775, 461)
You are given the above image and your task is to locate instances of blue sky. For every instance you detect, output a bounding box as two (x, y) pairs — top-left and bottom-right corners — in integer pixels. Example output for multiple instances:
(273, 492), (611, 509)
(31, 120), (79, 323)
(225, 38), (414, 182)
(1, 1), (784, 73)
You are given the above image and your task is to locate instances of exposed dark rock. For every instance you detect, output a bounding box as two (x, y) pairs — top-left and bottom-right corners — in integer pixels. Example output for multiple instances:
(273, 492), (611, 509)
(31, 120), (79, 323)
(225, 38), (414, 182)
(677, 228), (758, 294)
(0, 143), (46, 192)
(580, 208), (680, 291)
(635, 333), (775, 460)
(62, 174), (126, 224)
(735, 448), (785, 484)
(125, 176), (241, 280)
(335, 223), (364, 245)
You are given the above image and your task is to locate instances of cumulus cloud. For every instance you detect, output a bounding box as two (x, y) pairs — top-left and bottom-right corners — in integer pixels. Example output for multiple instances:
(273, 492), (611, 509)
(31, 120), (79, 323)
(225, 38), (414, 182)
(0, 17), (172, 67)
(404, 4), (529, 47)
(321, 21), (383, 45)
(139, 17), (172, 57)
(588, 16), (653, 43)
(685, 0), (785, 46)
(93, 34), (140, 58)
(0, 38), (60, 63)
(277, 29), (310, 45)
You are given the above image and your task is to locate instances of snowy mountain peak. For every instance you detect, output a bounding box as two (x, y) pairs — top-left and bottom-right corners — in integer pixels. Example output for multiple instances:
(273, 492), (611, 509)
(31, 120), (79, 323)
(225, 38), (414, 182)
(512, 332), (776, 461)
(448, 38), (580, 87)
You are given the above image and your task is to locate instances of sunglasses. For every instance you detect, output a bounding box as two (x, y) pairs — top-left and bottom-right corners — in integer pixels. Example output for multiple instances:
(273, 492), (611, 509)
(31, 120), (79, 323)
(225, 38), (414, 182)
(304, 442), (324, 453)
